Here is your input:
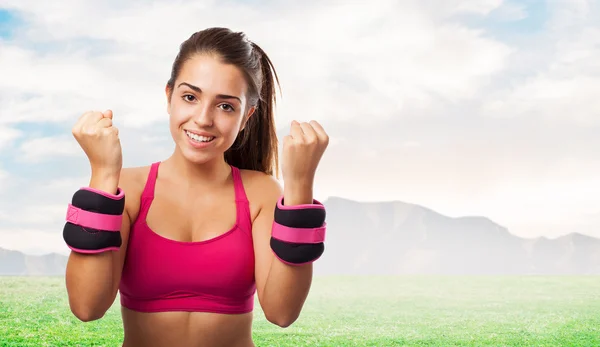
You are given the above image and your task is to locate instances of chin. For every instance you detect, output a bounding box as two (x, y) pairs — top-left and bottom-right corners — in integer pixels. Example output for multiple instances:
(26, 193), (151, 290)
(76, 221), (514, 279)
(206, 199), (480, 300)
(180, 148), (216, 165)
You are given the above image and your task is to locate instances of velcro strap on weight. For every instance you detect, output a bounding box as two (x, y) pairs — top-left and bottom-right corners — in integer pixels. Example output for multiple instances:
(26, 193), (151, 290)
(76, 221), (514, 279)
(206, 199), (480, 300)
(66, 204), (122, 231)
(272, 222), (326, 244)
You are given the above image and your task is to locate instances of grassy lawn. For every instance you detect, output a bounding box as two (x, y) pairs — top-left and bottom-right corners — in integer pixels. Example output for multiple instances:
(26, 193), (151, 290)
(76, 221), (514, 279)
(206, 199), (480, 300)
(1, 275), (599, 346)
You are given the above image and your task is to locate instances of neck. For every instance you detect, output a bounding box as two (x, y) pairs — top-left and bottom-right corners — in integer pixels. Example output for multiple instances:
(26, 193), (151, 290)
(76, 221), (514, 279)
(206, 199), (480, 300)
(162, 148), (231, 188)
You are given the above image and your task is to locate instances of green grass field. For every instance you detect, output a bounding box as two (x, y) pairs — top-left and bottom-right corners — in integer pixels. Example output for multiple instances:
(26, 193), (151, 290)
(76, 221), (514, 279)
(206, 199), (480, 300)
(0, 275), (599, 346)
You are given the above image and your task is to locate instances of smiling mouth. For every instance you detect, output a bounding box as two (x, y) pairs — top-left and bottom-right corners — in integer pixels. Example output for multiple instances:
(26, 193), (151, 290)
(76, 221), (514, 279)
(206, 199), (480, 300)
(185, 130), (215, 143)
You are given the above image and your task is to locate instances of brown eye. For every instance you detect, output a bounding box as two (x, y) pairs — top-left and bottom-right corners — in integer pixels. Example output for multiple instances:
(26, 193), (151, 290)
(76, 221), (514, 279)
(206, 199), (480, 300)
(183, 94), (196, 102)
(219, 104), (235, 112)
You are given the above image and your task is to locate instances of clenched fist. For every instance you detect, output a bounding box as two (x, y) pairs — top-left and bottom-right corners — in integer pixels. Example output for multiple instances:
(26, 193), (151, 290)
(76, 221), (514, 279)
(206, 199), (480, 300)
(281, 120), (329, 187)
(72, 110), (122, 176)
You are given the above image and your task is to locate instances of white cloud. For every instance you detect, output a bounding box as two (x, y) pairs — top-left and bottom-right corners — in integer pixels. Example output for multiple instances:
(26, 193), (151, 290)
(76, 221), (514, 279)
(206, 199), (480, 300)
(0, 0), (513, 126)
(0, 43), (167, 127)
(546, 0), (595, 32)
(39, 175), (91, 193)
(0, 174), (90, 212)
(481, 23), (600, 125)
(0, 0), (598, 255)
(454, 0), (503, 16)
(0, 167), (9, 192)
(0, 126), (21, 150)
(402, 141), (421, 148)
(487, 2), (528, 21)
(0, 204), (66, 226)
(17, 135), (81, 162)
(261, 1), (513, 123)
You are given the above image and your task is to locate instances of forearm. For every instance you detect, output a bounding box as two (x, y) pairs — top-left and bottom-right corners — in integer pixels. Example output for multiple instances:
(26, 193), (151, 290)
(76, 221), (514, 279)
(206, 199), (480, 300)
(262, 257), (313, 326)
(64, 172), (123, 321)
(261, 183), (318, 325)
(65, 252), (117, 321)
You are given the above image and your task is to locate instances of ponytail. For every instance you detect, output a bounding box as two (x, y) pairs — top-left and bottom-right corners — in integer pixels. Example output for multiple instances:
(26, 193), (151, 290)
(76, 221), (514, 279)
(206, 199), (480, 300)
(224, 43), (280, 177)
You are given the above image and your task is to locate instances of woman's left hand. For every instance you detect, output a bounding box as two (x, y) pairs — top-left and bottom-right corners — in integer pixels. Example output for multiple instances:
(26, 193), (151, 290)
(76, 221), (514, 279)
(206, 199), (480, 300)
(281, 120), (329, 189)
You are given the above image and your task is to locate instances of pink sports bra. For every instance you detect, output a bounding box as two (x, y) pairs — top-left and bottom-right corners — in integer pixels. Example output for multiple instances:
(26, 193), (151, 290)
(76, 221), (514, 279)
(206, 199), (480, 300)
(118, 162), (256, 314)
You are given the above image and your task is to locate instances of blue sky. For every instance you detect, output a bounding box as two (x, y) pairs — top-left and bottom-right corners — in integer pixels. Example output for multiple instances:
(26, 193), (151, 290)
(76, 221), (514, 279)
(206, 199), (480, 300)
(0, 9), (17, 38)
(0, 0), (599, 255)
(462, 0), (548, 38)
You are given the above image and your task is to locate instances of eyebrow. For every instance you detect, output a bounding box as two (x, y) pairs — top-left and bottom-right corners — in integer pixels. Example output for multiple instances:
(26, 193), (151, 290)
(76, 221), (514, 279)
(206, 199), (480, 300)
(178, 82), (241, 103)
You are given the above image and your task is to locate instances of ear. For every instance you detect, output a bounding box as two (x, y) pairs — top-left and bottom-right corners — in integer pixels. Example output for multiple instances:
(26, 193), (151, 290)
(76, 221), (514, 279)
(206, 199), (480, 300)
(240, 106), (256, 131)
(165, 84), (172, 113)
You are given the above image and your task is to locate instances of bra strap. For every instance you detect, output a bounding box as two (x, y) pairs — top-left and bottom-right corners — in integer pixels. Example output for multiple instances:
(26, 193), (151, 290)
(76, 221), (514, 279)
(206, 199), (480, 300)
(141, 162), (160, 200)
(230, 166), (249, 203)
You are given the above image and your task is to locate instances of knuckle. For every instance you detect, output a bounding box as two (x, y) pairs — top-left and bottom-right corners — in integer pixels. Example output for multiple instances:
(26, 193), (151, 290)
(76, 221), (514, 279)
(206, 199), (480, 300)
(79, 111), (91, 119)
(81, 111), (93, 121)
(83, 127), (97, 136)
(303, 135), (316, 145)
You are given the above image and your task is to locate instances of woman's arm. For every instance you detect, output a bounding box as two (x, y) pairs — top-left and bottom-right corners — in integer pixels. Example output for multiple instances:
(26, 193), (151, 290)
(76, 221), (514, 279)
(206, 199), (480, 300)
(253, 120), (329, 327)
(251, 177), (316, 328)
(65, 168), (137, 322)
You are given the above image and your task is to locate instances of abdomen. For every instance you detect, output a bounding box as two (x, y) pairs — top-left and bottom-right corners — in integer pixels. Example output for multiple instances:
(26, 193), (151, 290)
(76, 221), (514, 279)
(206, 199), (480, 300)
(121, 307), (255, 347)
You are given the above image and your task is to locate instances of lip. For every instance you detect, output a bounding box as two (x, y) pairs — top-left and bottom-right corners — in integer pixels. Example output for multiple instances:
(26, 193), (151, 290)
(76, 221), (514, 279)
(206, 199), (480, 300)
(184, 129), (216, 138)
(184, 129), (216, 149)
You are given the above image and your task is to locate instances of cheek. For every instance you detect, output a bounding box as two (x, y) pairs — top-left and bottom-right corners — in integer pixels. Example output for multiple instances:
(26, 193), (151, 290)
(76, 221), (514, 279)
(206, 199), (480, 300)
(168, 103), (189, 126)
(168, 106), (188, 141)
(216, 115), (243, 140)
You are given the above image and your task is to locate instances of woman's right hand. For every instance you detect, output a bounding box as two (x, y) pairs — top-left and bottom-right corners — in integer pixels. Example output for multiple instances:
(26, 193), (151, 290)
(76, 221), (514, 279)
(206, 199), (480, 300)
(72, 110), (123, 177)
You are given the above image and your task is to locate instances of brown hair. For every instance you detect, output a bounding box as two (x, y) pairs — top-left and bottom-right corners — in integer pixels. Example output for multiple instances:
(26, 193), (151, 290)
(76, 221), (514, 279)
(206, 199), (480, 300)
(166, 27), (280, 176)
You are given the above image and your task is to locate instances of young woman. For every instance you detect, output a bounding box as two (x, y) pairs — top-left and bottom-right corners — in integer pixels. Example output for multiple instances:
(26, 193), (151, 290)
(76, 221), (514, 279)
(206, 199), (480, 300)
(63, 27), (329, 347)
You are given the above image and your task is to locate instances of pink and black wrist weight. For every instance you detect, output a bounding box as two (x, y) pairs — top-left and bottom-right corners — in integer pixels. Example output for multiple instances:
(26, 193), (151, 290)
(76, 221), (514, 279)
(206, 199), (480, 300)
(63, 187), (125, 254)
(270, 197), (326, 266)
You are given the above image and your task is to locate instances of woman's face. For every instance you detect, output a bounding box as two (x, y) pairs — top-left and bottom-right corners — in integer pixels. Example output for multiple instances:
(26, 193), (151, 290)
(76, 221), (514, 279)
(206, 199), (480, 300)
(166, 54), (255, 165)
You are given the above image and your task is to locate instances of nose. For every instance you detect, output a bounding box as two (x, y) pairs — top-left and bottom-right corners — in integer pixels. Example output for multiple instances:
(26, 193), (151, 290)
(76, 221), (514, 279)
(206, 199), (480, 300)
(192, 104), (214, 127)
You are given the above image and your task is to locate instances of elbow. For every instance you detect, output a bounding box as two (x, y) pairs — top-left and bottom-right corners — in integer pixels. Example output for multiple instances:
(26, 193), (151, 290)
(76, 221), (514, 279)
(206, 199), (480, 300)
(69, 301), (106, 322)
(71, 306), (105, 322)
(265, 311), (299, 328)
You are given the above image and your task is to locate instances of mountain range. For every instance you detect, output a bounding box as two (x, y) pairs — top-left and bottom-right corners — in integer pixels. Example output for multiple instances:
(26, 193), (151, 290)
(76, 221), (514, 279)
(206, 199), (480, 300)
(317, 197), (600, 275)
(1, 196), (599, 276)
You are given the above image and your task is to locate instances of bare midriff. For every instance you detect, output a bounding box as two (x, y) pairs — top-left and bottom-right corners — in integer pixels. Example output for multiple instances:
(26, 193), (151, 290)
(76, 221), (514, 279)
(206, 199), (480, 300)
(121, 307), (255, 347)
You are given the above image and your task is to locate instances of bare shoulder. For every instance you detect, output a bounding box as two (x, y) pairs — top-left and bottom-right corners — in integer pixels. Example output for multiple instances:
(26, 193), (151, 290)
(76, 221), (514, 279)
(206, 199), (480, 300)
(239, 169), (282, 217)
(119, 166), (149, 194)
(119, 165), (152, 220)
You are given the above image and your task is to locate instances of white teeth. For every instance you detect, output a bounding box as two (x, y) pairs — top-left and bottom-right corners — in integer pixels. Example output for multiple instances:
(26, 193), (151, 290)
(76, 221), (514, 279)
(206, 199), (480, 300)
(185, 131), (214, 143)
